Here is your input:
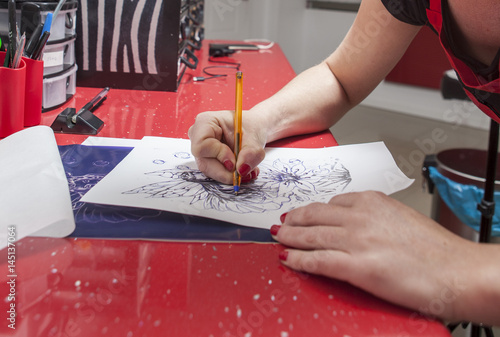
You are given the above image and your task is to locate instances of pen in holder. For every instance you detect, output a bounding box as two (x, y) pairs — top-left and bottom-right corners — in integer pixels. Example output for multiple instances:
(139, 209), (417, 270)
(50, 107), (104, 135)
(0, 51), (26, 138)
(50, 87), (108, 135)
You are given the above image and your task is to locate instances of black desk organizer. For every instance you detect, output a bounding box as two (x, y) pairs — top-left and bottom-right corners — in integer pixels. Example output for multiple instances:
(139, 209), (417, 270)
(0, 0), (79, 111)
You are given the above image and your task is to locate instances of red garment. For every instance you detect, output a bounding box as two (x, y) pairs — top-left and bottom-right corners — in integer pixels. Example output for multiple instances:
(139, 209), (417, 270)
(425, 0), (500, 123)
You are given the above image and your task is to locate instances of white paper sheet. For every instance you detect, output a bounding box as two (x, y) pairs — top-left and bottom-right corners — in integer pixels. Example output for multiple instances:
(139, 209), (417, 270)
(81, 137), (413, 229)
(0, 126), (76, 250)
(82, 136), (141, 147)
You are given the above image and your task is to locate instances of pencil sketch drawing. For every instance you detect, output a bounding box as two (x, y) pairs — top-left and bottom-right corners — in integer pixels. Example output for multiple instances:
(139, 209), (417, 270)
(122, 156), (352, 214)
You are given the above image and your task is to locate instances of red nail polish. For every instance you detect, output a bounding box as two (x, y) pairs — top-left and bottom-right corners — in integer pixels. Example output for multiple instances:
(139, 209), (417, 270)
(270, 225), (281, 236)
(239, 163), (251, 177)
(241, 170), (258, 183)
(251, 170), (258, 179)
(279, 251), (288, 261)
(223, 160), (234, 171)
(280, 212), (288, 223)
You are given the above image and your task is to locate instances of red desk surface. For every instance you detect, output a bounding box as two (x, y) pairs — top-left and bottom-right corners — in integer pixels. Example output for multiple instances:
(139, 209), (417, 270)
(0, 238), (450, 337)
(0, 41), (450, 337)
(40, 40), (335, 149)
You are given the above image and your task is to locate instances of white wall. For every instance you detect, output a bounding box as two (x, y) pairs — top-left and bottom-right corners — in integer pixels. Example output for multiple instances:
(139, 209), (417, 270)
(204, 0), (278, 40)
(277, 6), (357, 74)
(204, 0), (355, 73)
(204, 0), (489, 130)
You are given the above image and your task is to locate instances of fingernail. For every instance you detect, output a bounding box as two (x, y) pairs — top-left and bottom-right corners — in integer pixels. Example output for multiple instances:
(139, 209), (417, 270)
(241, 170), (258, 183)
(239, 163), (251, 177)
(270, 225), (281, 236)
(279, 251), (289, 261)
(251, 170), (258, 179)
(223, 160), (234, 171)
(280, 212), (288, 223)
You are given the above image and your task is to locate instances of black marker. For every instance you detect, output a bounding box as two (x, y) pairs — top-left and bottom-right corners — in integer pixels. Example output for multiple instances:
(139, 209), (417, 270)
(24, 22), (43, 57)
(8, 0), (17, 67)
(31, 30), (50, 60)
(71, 87), (110, 124)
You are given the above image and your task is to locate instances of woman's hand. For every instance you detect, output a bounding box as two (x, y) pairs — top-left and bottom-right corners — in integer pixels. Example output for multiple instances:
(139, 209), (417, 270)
(271, 191), (493, 323)
(188, 110), (267, 184)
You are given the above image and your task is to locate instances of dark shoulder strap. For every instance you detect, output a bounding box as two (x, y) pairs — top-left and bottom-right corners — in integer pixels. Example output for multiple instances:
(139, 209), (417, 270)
(381, 0), (429, 26)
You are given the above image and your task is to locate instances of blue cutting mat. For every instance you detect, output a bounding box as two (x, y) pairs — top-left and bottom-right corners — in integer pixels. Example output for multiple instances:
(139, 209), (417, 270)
(59, 145), (273, 242)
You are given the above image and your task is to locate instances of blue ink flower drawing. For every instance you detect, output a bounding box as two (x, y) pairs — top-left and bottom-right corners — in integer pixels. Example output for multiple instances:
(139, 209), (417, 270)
(122, 158), (351, 214)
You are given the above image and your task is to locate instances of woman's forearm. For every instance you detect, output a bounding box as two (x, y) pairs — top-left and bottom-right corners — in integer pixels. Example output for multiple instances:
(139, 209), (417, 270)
(250, 61), (353, 144)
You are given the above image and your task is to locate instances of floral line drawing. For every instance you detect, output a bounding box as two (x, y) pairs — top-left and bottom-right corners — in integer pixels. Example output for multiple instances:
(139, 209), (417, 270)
(122, 157), (352, 214)
(67, 172), (161, 223)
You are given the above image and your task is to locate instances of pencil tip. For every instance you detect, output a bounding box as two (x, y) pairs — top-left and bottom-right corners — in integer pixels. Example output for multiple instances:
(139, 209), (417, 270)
(234, 186), (240, 195)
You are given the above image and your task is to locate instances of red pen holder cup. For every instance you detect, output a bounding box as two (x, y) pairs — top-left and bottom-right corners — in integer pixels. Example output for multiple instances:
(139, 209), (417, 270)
(0, 51), (26, 138)
(23, 57), (43, 127)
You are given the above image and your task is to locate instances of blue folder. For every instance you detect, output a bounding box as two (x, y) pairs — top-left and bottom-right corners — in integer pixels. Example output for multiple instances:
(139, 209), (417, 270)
(59, 145), (273, 242)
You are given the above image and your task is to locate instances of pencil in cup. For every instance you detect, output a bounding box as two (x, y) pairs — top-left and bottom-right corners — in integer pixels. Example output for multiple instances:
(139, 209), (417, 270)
(23, 56), (44, 126)
(0, 52), (26, 138)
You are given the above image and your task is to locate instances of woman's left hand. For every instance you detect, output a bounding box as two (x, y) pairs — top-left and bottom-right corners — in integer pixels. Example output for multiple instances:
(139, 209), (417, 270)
(271, 191), (477, 322)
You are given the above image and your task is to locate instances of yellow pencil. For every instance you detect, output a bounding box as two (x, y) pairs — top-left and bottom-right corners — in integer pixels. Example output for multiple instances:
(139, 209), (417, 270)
(233, 71), (243, 195)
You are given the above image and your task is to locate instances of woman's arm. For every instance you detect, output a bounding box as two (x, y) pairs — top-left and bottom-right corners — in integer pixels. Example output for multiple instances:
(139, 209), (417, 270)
(252, 0), (422, 143)
(272, 191), (500, 326)
(189, 0), (421, 183)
